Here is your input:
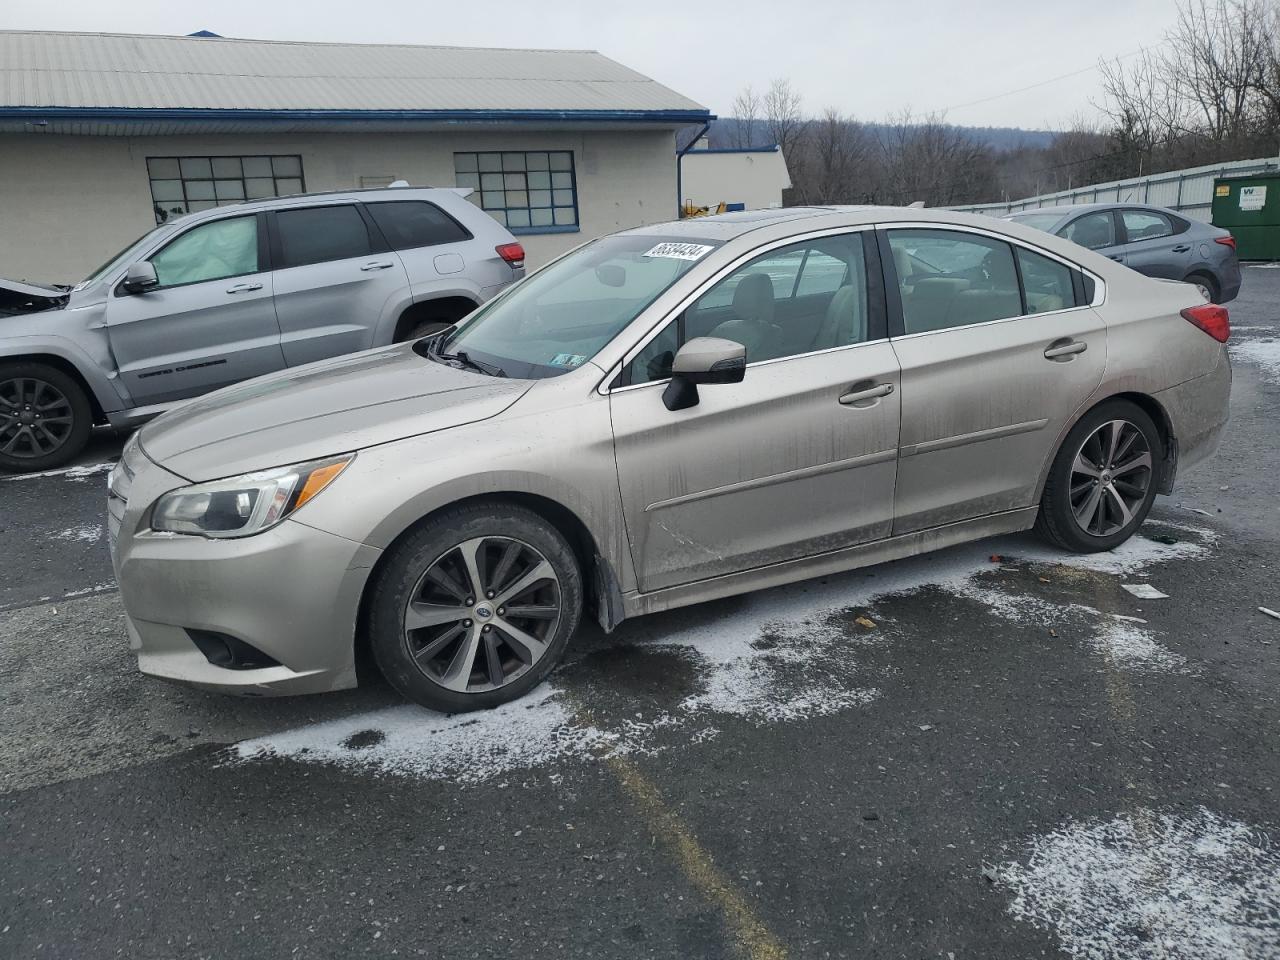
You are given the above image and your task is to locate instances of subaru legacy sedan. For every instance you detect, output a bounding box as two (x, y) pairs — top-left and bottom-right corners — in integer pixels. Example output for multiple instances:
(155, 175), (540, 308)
(109, 206), (1230, 712)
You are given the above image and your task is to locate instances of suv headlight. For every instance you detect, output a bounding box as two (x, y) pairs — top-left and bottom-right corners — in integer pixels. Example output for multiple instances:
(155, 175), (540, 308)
(150, 454), (353, 539)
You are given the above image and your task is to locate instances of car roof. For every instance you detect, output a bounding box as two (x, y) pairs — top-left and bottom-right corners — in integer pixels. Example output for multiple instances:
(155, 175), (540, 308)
(1005, 202), (1183, 220)
(158, 186), (459, 229)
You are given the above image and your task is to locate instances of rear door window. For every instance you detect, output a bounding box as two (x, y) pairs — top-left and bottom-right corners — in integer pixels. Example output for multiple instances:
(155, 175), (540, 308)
(1059, 212), (1116, 250)
(1120, 209), (1174, 243)
(275, 205), (373, 268)
(365, 201), (472, 250)
(887, 229), (1022, 334)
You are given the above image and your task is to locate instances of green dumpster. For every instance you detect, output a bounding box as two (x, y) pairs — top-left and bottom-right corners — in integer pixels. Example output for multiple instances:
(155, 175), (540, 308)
(1211, 175), (1280, 260)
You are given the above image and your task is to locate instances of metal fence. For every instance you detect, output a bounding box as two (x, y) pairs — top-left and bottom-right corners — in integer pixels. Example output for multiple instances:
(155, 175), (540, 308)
(950, 155), (1280, 222)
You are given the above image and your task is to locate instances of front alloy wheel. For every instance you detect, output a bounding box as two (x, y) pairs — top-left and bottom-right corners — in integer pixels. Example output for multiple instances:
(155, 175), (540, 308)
(404, 536), (561, 693)
(0, 362), (93, 473)
(367, 503), (583, 712)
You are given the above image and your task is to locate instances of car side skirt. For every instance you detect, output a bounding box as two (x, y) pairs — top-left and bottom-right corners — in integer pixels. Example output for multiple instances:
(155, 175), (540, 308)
(622, 507), (1039, 619)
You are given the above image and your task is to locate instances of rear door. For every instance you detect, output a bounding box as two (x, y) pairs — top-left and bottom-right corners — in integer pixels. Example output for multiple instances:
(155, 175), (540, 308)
(269, 202), (411, 366)
(610, 230), (901, 593)
(882, 226), (1106, 534)
(1115, 208), (1190, 279)
(105, 213), (284, 406)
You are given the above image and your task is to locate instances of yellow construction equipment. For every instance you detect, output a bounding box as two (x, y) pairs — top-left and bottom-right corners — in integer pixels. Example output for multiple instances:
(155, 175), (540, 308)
(681, 200), (728, 218)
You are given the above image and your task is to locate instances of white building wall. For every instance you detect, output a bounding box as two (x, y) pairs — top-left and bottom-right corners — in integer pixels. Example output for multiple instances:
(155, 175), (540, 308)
(680, 148), (791, 212)
(0, 128), (679, 282)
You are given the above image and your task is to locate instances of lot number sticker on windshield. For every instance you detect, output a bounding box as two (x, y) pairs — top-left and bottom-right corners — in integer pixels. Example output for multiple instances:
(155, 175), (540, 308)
(643, 242), (714, 261)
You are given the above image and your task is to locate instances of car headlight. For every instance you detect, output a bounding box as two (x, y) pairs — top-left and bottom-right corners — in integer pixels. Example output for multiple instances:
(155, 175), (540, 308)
(150, 454), (354, 539)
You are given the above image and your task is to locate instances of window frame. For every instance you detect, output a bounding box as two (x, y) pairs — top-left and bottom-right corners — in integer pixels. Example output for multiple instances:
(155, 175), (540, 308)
(453, 150), (580, 236)
(145, 155), (306, 224)
(877, 222), (1104, 340)
(604, 226), (887, 394)
(266, 202), (387, 270)
(115, 212), (269, 296)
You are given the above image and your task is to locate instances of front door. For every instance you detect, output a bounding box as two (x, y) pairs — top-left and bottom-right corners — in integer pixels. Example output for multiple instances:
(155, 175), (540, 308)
(610, 231), (901, 594)
(106, 213), (284, 406)
(883, 226), (1106, 534)
(269, 203), (411, 366)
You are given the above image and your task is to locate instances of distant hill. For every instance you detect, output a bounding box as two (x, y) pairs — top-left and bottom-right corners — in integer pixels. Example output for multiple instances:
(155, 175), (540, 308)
(684, 118), (1060, 152)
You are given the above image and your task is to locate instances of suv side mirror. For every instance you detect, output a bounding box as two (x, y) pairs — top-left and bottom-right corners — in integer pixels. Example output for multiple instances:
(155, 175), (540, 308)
(122, 262), (158, 294)
(662, 337), (746, 411)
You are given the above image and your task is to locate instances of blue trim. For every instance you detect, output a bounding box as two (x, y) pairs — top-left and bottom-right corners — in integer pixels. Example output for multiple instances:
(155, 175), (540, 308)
(1, 106), (714, 126)
(509, 225), (581, 236)
(681, 145), (781, 155)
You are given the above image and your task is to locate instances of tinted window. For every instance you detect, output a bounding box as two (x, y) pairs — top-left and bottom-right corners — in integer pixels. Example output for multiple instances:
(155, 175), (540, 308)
(1017, 248), (1077, 314)
(276, 205), (372, 268)
(1059, 212), (1116, 250)
(1121, 209), (1174, 242)
(149, 216), (259, 288)
(628, 234), (869, 384)
(888, 230), (1021, 334)
(365, 201), (471, 250)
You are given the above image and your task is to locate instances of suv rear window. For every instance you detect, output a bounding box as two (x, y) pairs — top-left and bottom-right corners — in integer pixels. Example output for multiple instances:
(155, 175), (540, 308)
(366, 201), (471, 250)
(275, 205), (373, 268)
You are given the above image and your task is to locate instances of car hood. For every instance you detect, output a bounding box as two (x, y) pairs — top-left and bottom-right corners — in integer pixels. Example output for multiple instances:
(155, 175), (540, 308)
(139, 342), (533, 482)
(0, 276), (70, 315)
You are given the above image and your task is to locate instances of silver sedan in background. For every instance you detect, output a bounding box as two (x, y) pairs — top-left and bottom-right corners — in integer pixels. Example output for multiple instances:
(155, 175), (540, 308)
(109, 206), (1231, 712)
(1002, 202), (1241, 303)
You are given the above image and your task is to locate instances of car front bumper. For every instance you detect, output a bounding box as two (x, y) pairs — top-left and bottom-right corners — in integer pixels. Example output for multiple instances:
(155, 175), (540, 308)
(109, 443), (381, 696)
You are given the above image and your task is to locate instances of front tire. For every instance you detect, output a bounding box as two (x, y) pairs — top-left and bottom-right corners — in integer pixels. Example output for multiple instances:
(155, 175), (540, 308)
(1035, 400), (1163, 553)
(0, 362), (92, 473)
(366, 503), (582, 712)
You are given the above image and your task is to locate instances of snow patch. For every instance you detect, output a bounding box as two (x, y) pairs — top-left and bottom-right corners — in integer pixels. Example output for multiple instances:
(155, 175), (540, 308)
(52, 524), (103, 544)
(1000, 808), (1280, 960)
(233, 688), (614, 784)
(1087, 622), (1190, 673)
(1232, 337), (1280, 384)
(1, 461), (112, 483)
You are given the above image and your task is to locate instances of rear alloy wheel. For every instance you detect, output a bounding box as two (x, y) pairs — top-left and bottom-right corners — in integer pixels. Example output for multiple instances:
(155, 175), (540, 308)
(367, 504), (582, 711)
(1036, 400), (1162, 553)
(1188, 271), (1220, 304)
(0, 362), (92, 473)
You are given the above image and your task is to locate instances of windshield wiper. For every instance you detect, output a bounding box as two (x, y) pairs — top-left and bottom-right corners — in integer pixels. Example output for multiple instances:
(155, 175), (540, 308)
(432, 343), (506, 378)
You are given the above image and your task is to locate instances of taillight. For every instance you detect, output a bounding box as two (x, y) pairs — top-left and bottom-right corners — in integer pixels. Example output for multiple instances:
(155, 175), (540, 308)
(495, 242), (525, 268)
(1214, 235), (1237, 250)
(1181, 303), (1230, 342)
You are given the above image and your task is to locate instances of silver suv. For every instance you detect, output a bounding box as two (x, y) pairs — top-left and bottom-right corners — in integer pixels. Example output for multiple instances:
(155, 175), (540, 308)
(0, 187), (524, 472)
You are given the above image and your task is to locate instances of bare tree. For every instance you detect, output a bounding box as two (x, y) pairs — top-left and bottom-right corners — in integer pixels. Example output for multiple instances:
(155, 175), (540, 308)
(798, 108), (869, 204)
(764, 78), (806, 158)
(730, 85), (762, 148)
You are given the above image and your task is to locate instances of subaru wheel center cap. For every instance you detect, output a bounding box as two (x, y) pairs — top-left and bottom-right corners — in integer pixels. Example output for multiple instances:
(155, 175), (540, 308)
(475, 605), (494, 619)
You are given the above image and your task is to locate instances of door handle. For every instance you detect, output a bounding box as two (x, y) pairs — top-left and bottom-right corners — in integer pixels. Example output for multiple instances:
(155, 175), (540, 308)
(226, 282), (263, 293)
(839, 382), (894, 405)
(1171, 244), (1191, 253)
(1044, 339), (1087, 360)
(360, 261), (395, 271)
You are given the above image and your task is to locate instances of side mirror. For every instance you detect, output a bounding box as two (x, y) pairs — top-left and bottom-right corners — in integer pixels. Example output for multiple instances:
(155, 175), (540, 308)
(662, 337), (746, 411)
(122, 262), (158, 294)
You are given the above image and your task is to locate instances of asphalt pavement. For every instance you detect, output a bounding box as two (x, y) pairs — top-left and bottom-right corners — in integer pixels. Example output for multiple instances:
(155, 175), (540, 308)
(2, 270), (1279, 959)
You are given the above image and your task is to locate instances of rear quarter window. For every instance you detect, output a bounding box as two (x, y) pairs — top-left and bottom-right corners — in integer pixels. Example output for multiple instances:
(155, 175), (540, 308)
(366, 200), (472, 250)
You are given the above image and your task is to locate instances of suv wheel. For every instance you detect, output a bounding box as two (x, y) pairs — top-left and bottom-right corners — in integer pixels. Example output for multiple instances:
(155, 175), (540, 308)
(367, 503), (583, 712)
(0, 362), (93, 473)
(1035, 399), (1162, 553)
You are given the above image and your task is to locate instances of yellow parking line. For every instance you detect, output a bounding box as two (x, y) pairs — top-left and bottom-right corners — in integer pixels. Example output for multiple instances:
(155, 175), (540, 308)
(568, 698), (788, 960)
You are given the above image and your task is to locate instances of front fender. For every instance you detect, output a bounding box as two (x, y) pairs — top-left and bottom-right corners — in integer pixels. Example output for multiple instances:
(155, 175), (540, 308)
(0, 332), (130, 414)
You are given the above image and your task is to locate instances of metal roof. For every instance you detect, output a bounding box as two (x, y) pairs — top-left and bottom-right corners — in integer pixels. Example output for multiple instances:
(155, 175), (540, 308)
(0, 31), (710, 131)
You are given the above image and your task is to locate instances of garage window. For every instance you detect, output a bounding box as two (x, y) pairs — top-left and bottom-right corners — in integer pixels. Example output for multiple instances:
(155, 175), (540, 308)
(453, 151), (579, 234)
(147, 156), (306, 224)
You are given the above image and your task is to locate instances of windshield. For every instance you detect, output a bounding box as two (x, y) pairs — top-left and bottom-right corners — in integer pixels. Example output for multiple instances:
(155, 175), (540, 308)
(75, 226), (167, 291)
(1006, 213), (1065, 233)
(438, 234), (720, 379)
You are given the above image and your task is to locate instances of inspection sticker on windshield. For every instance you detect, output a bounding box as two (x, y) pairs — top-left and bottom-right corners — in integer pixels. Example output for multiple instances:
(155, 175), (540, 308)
(550, 353), (587, 368)
(643, 242), (714, 261)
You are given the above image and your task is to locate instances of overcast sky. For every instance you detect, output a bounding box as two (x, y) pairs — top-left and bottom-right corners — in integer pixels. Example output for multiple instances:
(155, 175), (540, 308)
(4, 0), (1179, 130)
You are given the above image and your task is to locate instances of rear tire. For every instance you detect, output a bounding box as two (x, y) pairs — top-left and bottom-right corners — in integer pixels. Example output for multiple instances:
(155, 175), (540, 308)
(1035, 399), (1163, 553)
(0, 361), (92, 473)
(366, 502), (582, 712)
(1186, 271), (1220, 303)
